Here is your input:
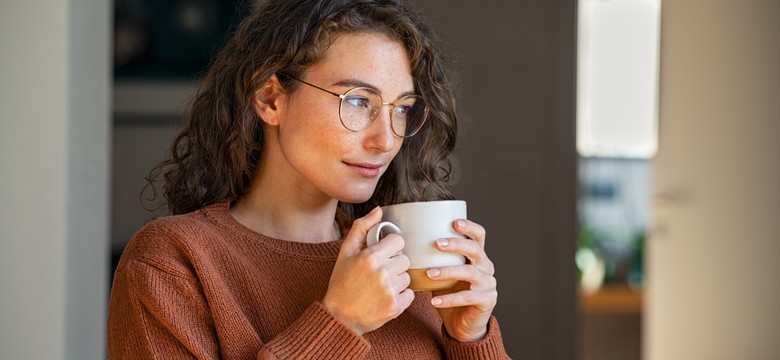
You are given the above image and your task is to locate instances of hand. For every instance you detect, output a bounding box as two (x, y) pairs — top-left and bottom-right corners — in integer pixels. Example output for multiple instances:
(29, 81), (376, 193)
(428, 219), (497, 343)
(322, 207), (415, 335)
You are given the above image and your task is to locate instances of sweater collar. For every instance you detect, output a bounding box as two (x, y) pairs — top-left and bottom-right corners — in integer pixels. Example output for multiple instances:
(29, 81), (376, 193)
(200, 201), (344, 260)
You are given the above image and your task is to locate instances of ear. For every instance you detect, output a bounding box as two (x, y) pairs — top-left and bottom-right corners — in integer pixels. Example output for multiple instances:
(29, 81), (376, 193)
(253, 74), (285, 126)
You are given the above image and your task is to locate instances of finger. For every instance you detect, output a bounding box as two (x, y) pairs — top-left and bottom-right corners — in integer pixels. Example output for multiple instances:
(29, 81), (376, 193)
(367, 233), (406, 259)
(426, 264), (496, 291)
(430, 289), (497, 309)
(453, 219), (486, 246)
(435, 238), (495, 275)
(390, 271), (411, 293)
(397, 288), (415, 311)
(384, 287), (415, 321)
(341, 207), (382, 256)
(387, 252), (411, 275)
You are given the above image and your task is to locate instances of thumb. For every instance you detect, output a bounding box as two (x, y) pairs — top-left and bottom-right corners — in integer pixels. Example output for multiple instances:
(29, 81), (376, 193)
(340, 206), (383, 256)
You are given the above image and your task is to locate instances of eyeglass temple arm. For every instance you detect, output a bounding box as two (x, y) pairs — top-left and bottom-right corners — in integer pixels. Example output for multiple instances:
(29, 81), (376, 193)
(280, 74), (344, 99)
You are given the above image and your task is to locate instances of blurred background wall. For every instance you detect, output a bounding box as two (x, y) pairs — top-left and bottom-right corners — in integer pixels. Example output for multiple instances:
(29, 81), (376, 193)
(410, 1), (578, 358)
(646, 0), (780, 358)
(2, 0), (779, 359)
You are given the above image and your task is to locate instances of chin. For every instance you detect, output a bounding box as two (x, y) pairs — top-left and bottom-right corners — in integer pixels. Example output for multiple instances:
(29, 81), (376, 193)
(332, 184), (378, 204)
(336, 192), (374, 204)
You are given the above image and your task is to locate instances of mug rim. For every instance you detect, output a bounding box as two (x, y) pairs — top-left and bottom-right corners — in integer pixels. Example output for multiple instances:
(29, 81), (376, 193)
(381, 199), (466, 209)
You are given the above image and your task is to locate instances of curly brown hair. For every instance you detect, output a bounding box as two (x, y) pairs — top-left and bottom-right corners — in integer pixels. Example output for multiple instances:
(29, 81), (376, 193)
(145, 0), (458, 220)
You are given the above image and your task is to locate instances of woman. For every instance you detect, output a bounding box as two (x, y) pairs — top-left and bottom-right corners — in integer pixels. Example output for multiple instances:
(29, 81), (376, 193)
(108, 0), (509, 358)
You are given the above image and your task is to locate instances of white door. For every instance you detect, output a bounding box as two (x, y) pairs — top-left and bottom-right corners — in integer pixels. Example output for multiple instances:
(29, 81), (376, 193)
(646, 1), (780, 359)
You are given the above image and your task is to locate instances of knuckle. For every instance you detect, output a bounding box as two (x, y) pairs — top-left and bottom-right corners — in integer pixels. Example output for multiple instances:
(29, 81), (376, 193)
(466, 264), (478, 277)
(358, 252), (381, 271)
(398, 254), (411, 268)
(468, 222), (485, 237)
(488, 290), (498, 306)
(465, 240), (482, 254)
(381, 233), (397, 241)
(352, 216), (370, 228)
(484, 261), (496, 276)
(476, 224), (486, 237)
(487, 275), (497, 289)
(389, 296), (405, 317)
(462, 291), (476, 304)
(377, 267), (391, 284)
(384, 234), (405, 248)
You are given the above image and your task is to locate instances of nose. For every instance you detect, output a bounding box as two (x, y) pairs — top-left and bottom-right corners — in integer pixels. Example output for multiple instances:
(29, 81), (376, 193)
(363, 105), (398, 152)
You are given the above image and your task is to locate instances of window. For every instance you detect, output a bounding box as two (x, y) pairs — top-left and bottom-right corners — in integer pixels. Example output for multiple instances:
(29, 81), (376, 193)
(577, 0), (661, 159)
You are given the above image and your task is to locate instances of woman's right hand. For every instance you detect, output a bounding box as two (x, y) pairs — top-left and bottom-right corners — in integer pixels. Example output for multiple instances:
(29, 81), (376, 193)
(322, 207), (414, 335)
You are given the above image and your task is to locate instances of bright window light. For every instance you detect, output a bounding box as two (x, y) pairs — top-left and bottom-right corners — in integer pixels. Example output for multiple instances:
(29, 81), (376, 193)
(577, 0), (661, 158)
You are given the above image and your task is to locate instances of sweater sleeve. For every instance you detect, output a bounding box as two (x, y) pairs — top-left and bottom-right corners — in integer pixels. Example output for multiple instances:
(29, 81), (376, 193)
(107, 259), (222, 359)
(108, 237), (372, 360)
(442, 316), (511, 360)
(256, 302), (370, 359)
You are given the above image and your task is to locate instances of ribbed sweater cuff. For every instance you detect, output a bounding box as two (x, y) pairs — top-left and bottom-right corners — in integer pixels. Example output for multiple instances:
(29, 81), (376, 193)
(443, 316), (509, 360)
(260, 302), (371, 359)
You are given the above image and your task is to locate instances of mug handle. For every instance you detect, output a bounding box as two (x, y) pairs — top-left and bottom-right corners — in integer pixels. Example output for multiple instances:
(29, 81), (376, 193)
(366, 221), (402, 246)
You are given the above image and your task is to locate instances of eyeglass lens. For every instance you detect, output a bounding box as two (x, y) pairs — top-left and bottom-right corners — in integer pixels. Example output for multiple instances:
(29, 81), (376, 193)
(340, 88), (428, 137)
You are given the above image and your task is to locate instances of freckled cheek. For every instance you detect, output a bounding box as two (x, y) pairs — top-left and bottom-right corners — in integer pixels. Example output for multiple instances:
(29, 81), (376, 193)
(283, 105), (330, 137)
(285, 118), (354, 162)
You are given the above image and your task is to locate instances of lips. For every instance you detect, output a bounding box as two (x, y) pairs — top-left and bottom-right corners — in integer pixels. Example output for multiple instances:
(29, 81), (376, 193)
(344, 161), (384, 178)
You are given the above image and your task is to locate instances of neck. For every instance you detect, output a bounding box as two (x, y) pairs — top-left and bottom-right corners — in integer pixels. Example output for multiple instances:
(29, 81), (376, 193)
(229, 147), (341, 243)
(230, 195), (340, 243)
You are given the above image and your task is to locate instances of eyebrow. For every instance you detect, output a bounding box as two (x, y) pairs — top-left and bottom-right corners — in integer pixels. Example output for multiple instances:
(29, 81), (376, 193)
(331, 78), (416, 99)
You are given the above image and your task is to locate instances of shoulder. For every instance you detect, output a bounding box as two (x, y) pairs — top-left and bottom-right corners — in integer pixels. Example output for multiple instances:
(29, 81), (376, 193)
(116, 204), (227, 276)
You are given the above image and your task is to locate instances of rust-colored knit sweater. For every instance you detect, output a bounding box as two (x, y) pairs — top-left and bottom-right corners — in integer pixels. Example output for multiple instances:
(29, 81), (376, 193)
(108, 202), (509, 359)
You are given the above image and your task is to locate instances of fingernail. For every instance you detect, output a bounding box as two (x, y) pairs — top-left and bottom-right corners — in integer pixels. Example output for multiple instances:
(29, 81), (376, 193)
(437, 239), (449, 247)
(456, 219), (466, 228)
(431, 297), (443, 306)
(427, 268), (440, 278)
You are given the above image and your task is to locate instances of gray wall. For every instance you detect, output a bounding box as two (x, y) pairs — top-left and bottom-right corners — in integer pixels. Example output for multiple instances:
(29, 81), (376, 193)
(411, 1), (578, 358)
(0, 1), (110, 359)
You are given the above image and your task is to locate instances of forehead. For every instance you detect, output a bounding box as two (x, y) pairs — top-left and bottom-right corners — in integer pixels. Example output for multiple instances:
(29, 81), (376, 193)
(305, 32), (415, 97)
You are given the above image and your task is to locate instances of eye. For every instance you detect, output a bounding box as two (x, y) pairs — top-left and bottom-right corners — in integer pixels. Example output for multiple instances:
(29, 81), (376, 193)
(395, 104), (412, 116)
(344, 95), (371, 109)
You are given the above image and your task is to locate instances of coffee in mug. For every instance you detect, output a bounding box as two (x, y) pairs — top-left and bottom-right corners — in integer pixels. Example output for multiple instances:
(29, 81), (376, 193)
(367, 200), (467, 291)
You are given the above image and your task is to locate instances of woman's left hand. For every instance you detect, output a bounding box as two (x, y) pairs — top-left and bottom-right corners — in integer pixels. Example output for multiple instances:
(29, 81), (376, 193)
(428, 219), (497, 343)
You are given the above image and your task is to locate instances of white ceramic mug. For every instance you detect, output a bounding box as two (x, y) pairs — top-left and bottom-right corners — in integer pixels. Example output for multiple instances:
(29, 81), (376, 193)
(367, 200), (467, 291)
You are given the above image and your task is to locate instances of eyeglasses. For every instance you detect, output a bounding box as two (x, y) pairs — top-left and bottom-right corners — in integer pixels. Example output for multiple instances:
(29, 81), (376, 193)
(282, 74), (429, 138)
